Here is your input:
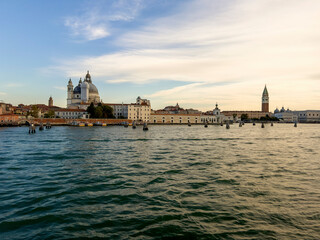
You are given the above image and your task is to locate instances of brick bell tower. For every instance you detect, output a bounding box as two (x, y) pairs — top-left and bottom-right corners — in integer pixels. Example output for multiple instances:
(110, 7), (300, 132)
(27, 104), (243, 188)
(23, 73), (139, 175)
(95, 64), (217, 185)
(262, 85), (269, 112)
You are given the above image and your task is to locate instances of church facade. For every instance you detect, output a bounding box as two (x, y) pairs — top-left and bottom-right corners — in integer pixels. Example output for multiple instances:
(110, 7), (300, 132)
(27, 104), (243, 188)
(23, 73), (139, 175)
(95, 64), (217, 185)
(67, 71), (100, 109)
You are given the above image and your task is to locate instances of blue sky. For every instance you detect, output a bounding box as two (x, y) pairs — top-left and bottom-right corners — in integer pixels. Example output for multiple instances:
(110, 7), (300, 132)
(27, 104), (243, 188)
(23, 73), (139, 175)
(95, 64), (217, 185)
(0, 0), (319, 111)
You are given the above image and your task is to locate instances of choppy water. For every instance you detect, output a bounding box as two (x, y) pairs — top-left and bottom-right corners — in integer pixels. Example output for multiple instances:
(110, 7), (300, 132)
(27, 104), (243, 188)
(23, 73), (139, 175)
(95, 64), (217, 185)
(0, 124), (320, 239)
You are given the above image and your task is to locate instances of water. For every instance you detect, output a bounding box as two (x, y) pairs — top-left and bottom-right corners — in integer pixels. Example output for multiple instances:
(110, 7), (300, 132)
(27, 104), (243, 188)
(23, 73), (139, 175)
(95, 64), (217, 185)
(0, 124), (319, 239)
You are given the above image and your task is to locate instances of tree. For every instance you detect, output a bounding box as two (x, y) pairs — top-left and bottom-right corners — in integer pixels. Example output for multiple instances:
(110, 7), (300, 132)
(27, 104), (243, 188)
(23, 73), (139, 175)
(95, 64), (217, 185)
(87, 102), (95, 117)
(44, 110), (55, 118)
(94, 106), (103, 118)
(240, 113), (248, 121)
(102, 105), (114, 118)
(30, 105), (39, 118)
(86, 103), (115, 118)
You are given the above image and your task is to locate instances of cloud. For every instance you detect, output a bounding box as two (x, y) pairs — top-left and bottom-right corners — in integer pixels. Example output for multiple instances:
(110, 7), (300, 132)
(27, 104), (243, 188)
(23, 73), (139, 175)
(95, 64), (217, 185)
(0, 92), (7, 96)
(54, 86), (66, 91)
(65, 17), (110, 41)
(5, 83), (24, 88)
(64, 0), (143, 41)
(55, 0), (320, 109)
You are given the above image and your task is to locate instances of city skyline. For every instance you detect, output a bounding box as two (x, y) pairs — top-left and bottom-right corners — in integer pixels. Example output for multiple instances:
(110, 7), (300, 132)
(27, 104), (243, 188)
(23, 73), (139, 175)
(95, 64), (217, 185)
(1, 0), (320, 111)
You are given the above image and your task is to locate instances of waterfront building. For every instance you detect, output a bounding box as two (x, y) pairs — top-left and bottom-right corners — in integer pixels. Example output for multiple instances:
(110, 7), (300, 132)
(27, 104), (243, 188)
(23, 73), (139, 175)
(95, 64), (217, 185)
(273, 107), (297, 122)
(221, 111), (271, 119)
(54, 108), (88, 119)
(107, 97), (151, 122)
(292, 110), (320, 123)
(153, 103), (202, 115)
(0, 102), (13, 115)
(67, 71), (101, 109)
(0, 113), (20, 126)
(201, 103), (236, 123)
(151, 113), (201, 124)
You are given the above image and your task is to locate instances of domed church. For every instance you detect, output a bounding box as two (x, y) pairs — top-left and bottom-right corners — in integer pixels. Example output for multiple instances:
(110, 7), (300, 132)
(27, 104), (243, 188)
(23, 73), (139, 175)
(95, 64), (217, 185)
(67, 71), (101, 108)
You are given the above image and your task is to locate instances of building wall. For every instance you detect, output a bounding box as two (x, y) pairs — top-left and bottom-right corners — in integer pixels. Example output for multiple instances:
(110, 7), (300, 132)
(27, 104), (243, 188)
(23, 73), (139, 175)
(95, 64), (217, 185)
(0, 114), (20, 124)
(274, 112), (298, 122)
(55, 110), (88, 119)
(262, 103), (269, 112)
(293, 110), (320, 122)
(151, 114), (201, 124)
(222, 111), (272, 119)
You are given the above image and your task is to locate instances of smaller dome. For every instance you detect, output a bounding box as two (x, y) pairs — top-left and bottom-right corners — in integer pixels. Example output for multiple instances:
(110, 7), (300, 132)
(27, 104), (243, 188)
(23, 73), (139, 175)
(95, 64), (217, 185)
(274, 108), (279, 113)
(280, 107), (285, 112)
(73, 86), (81, 94)
(68, 78), (73, 85)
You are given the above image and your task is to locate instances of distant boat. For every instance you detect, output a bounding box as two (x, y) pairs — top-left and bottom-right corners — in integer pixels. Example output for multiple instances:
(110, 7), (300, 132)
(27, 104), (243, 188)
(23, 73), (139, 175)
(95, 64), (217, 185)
(39, 123), (44, 131)
(253, 122), (256, 126)
(261, 123), (265, 128)
(79, 123), (85, 127)
(132, 121), (136, 129)
(86, 122), (93, 127)
(226, 122), (230, 129)
(188, 122), (191, 127)
(294, 122), (297, 127)
(239, 122), (242, 127)
(143, 122), (148, 131)
(102, 123), (107, 127)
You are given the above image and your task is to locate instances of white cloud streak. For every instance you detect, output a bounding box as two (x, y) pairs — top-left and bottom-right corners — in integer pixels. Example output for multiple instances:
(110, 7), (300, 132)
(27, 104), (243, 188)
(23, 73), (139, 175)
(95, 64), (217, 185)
(54, 86), (66, 91)
(56, 0), (320, 110)
(5, 83), (24, 88)
(64, 0), (143, 41)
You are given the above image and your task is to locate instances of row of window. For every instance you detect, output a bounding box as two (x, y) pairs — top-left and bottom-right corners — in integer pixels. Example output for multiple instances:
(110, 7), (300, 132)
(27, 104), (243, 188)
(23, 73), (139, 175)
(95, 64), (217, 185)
(58, 112), (83, 116)
(299, 113), (320, 117)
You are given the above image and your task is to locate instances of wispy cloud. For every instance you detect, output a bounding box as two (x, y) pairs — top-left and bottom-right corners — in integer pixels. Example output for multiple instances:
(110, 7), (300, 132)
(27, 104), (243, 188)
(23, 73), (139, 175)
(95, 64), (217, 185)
(0, 92), (7, 96)
(64, 0), (143, 41)
(5, 83), (24, 88)
(54, 86), (66, 91)
(55, 0), (320, 110)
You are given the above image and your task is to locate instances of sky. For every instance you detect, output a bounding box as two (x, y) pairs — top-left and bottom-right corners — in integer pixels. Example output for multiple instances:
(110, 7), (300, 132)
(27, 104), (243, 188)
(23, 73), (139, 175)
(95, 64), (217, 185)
(0, 0), (319, 111)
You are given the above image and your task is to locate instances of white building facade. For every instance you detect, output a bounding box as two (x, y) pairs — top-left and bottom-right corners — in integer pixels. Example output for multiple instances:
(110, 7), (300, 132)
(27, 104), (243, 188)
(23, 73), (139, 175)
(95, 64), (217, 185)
(55, 109), (89, 119)
(292, 110), (320, 123)
(107, 97), (151, 122)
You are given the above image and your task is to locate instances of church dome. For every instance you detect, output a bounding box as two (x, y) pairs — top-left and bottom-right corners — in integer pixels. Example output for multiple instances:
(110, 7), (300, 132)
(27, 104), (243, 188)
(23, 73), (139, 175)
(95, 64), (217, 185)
(274, 108), (279, 113)
(88, 82), (99, 94)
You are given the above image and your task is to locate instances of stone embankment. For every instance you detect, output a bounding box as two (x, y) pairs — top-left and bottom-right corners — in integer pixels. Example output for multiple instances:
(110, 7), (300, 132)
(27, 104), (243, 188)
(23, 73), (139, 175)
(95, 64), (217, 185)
(30, 118), (133, 126)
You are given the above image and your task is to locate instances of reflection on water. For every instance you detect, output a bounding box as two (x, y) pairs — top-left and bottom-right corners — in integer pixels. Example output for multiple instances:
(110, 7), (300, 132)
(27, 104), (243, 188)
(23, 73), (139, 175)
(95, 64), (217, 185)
(0, 124), (320, 239)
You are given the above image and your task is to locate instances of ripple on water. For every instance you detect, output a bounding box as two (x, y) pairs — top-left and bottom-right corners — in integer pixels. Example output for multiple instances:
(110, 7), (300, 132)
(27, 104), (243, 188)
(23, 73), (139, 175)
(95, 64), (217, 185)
(0, 125), (320, 239)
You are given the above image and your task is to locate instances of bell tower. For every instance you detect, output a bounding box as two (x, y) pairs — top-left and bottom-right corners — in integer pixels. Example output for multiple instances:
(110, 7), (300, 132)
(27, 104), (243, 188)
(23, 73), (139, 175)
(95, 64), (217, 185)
(262, 85), (269, 112)
(48, 96), (53, 107)
(67, 78), (73, 108)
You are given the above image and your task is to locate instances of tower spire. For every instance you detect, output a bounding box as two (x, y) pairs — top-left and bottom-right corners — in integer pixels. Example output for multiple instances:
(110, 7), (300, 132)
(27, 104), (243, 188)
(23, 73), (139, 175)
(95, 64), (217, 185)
(261, 85), (269, 112)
